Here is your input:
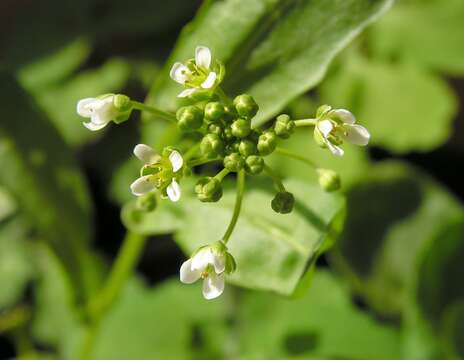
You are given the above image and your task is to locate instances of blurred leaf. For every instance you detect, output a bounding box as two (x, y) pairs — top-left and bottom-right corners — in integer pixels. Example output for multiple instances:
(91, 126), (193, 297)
(0, 187), (17, 222)
(0, 73), (95, 301)
(330, 161), (464, 317)
(442, 301), (464, 359)
(146, 0), (393, 127)
(320, 54), (457, 153)
(370, 0), (464, 75)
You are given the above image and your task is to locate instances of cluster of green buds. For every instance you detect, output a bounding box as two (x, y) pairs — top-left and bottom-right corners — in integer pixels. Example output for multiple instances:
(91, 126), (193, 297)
(76, 45), (371, 300)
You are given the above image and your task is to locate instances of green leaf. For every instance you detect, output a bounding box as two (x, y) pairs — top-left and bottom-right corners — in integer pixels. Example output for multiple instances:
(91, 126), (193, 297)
(330, 161), (464, 317)
(442, 301), (464, 359)
(320, 54), (457, 153)
(145, 0), (393, 126)
(0, 73), (95, 301)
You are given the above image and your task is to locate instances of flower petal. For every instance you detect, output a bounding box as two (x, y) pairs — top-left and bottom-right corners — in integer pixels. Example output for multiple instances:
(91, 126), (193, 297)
(201, 72), (217, 89)
(166, 179), (181, 202)
(195, 46), (212, 69)
(82, 121), (107, 131)
(344, 124), (370, 146)
(130, 175), (155, 196)
(177, 88), (196, 98)
(332, 109), (356, 124)
(202, 273), (225, 300)
(317, 120), (334, 138)
(213, 254), (226, 274)
(134, 144), (160, 165)
(326, 140), (344, 157)
(77, 98), (96, 117)
(170, 62), (190, 84)
(169, 150), (183, 172)
(180, 259), (201, 284)
(191, 248), (214, 271)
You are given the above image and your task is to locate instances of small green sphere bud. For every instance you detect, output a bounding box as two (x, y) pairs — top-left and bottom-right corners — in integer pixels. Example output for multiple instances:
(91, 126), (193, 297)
(200, 133), (224, 158)
(223, 153), (245, 172)
(317, 168), (341, 192)
(233, 94), (259, 119)
(245, 155), (264, 175)
(204, 102), (225, 123)
(176, 105), (203, 131)
(136, 192), (157, 212)
(238, 139), (257, 157)
(208, 123), (223, 136)
(195, 177), (223, 202)
(274, 114), (295, 139)
(223, 126), (234, 141)
(231, 118), (251, 138)
(257, 130), (277, 156)
(271, 191), (295, 214)
(113, 94), (131, 111)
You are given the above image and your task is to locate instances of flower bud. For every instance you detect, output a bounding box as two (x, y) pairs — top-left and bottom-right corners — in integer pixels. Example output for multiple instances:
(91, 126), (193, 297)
(176, 105), (204, 131)
(233, 94), (259, 119)
(274, 114), (295, 139)
(136, 192), (157, 212)
(317, 168), (341, 192)
(231, 118), (251, 138)
(223, 153), (245, 172)
(200, 133), (224, 158)
(195, 177), (223, 202)
(223, 126), (234, 141)
(204, 102), (225, 123)
(208, 123), (223, 136)
(271, 191), (295, 214)
(238, 139), (257, 157)
(257, 130), (277, 156)
(245, 155), (264, 175)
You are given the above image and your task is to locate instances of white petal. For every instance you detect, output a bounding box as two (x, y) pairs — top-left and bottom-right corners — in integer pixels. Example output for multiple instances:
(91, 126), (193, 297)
(213, 254), (226, 274)
(169, 151), (183, 172)
(317, 120), (334, 138)
(82, 121), (107, 131)
(343, 124), (370, 146)
(180, 259), (201, 284)
(166, 179), (181, 202)
(202, 273), (224, 300)
(77, 98), (97, 117)
(130, 175), (155, 196)
(326, 140), (344, 157)
(191, 248), (214, 271)
(170, 62), (190, 84)
(195, 46), (212, 69)
(201, 72), (217, 89)
(177, 88), (196, 98)
(133, 144), (160, 164)
(332, 109), (356, 124)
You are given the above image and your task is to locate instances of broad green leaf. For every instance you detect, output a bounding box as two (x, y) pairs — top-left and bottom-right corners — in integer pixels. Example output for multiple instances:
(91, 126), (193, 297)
(0, 73), (95, 301)
(320, 54), (457, 153)
(330, 161), (463, 317)
(145, 0), (393, 127)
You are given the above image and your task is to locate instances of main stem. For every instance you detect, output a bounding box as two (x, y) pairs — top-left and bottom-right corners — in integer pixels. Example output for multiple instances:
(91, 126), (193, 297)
(131, 101), (177, 123)
(222, 170), (245, 243)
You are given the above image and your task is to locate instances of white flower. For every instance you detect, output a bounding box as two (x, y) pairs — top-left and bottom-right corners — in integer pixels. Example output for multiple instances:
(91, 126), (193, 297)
(169, 46), (218, 98)
(316, 109), (370, 157)
(77, 96), (117, 131)
(180, 247), (226, 300)
(130, 144), (184, 202)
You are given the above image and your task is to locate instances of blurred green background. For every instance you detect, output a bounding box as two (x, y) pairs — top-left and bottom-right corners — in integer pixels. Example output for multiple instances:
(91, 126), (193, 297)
(0, 0), (463, 359)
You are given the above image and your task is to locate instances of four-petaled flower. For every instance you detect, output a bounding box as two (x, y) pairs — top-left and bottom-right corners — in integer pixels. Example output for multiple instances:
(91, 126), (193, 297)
(77, 95), (118, 131)
(130, 144), (183, 202)
(170, 46), (219, 98)
(180, 246), (226, 300)
(315, 108), (370, 157)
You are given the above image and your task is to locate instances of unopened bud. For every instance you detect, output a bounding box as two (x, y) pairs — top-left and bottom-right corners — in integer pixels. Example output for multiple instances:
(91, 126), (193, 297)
(176, 105), (204, 131)
(223, 153), (245, 172)
(317, 168), (341, 192)
(200, 133), (224, 158)
(231, 118), (251, 138)
(245, 155), (264, 175)
(195, 177), (223, 202)
(274, 114), (295, 139)
(233, 94), (259, 119)
(257, 130), (277, 156)
(238, 139), (257, 157)
(271, 191), (294, 214)
(204, 102), (225, 123)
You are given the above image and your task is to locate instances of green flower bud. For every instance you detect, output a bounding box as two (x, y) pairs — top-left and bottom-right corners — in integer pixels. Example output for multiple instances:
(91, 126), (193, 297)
(136, 192), (157, 212)
(223, 126), (234, 141)
(200, 133), (224, 158)
(238, 139), (257, 157)
(223, 153), (245, 172)
(208, 123), (223, 136)
(204, 102), (225, 123)
(245, 155), (264, 175)
(195, 177), (223, 202)
(271, 191), (295, 214)
(231, 118), (251, 138)
(176, 105), (203, 131)
(257, 130), (277, 156)
(233, 94), (259, 119)
(317, 168), (341, 192)
(274, 114), (295, 139)
(225, 252), (237, 274)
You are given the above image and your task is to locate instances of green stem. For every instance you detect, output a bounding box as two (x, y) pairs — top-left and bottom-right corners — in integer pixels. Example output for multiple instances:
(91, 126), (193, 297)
(131, 101), (177, 123)
(263, 164), (285, 192)
(214, 168), (230, 182)
(222, 170), (245, 243)
(275, 147), (318, 168)
(188, 157), (219, 167)
(294, 119), (317, 127)
(216, 86), (234, 108)
(183, 143), (201, 161)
